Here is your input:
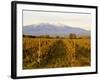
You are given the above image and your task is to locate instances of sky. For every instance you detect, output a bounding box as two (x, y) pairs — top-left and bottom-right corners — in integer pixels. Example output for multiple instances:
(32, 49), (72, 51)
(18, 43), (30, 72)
(23, 10), (91, 30)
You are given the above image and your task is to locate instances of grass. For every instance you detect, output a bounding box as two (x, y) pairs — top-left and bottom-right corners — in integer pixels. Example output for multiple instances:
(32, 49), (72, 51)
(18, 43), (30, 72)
(23, 37), (91, 69)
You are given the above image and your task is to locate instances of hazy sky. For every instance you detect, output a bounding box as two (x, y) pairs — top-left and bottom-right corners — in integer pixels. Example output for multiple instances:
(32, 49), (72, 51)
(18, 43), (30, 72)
(23, 10), (91, 30)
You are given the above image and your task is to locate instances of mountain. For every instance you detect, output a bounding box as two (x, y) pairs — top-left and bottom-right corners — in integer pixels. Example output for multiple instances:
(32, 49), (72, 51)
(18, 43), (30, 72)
(23, 23), (90, 37)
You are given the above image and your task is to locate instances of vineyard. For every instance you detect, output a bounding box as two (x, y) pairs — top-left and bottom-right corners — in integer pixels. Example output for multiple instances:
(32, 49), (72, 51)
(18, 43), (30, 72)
(23, 37), (91, 69)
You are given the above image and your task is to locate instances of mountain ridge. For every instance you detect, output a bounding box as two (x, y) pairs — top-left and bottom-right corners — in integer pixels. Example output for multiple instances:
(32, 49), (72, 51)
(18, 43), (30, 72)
(23, 23), (90, 37)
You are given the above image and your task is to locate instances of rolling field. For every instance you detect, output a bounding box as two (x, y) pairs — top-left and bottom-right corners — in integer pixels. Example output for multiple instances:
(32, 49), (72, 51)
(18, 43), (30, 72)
(23, 37), (91, 69)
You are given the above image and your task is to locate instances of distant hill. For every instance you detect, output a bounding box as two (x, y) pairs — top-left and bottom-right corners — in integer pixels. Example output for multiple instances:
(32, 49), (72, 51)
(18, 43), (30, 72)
(23, 23), (90, 37)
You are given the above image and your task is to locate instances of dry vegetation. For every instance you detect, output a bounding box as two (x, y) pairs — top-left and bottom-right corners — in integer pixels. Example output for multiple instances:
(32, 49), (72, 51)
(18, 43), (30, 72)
(23, 37), (91, 69)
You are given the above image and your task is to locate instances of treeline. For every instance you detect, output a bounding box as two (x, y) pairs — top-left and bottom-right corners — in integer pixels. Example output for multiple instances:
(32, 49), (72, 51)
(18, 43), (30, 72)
(23, 33), (90, 39)
(23, 35), (64, 39)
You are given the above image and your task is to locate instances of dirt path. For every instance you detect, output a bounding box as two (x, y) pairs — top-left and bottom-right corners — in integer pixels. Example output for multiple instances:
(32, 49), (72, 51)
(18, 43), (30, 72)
(39, 40), (70, 68)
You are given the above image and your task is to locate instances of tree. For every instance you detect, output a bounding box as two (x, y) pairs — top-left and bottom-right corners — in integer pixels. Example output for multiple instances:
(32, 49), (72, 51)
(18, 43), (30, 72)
(69, 33), (77, 39)
(56, 36), (60, 39)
